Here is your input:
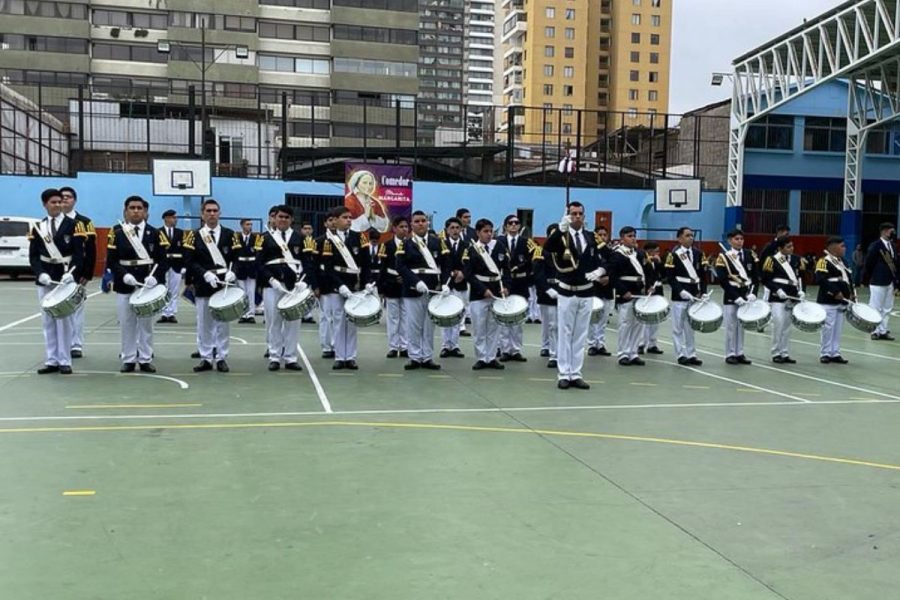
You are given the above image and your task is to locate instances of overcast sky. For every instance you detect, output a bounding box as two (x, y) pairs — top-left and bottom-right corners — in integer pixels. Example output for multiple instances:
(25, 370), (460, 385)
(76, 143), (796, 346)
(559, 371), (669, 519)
(669, 0), (839, 114)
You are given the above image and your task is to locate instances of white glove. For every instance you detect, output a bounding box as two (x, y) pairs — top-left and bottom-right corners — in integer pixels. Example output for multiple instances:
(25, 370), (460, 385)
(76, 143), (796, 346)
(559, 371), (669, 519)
(60, 272), (75, 285)
(203, 271), (220, 288)
(546, 288), (559, 300)
(747, 293), (757, 302)
(776, 289), (788, 300)
(296, 281), (309, 293)
(679, 289), (694, 302)
(585, 267), (606, 282)
(144, 275), (158, 288)
(365, 282), (377, 295)
(224, 271), (236, 283)
(798, 290), (806, 301)
(440, 284), (451, 296)
(415, 281), (429, 295)
(735, 297), (747, 306)
(123, 273), (138, 287)
(269, 279), (287, 294)
(338, 285), (352, 299)
(701, 293), (710, 302)
(179, 268), (187, 276)
(37, 273), (52, 286)
(558, 214), (571, 234)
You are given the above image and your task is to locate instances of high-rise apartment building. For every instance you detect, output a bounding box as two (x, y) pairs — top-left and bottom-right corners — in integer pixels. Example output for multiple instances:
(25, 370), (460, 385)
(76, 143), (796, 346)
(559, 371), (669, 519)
(463, 0), (496, 108)
(419, 0), (465, 138)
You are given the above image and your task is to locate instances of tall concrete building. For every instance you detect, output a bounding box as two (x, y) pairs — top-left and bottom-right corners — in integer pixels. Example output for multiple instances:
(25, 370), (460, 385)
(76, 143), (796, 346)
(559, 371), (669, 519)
(499, 0), (672, 143)
(418, 0), (465, 138)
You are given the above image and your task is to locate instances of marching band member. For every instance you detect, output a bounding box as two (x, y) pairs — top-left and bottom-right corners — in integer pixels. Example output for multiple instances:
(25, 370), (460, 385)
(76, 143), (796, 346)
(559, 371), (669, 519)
(30, 188), (86, 374)
(440, 217), (468, 359)
(533, 224), (559, 367)
(256, 205), (316, 371)
(235, 218), (260, 324)
(863, 222), (898, 341)
(184, 199), (241, 373)
(543, 202), (604, 389)
(716, 230), (758, 365)
(318, 206), (372, 371)
(497, 215), (532, 362)
(456, 207), (475, 332)
(665, 227), (707, 366)
(396, 210), (451, 370)
(106, 195), (169, 373)
(378, 216), (410, 358)
(587, 225), (614, 357)
(158, 209), (184, 324)
(59, 186), (95, 358)
(762, 236), (802, 364)
(640, 242), (665, 355)
(610, 226), (651, 366)
(316, 212), (337, 359)
(816, 237), (854, 364)
(462, 218), (509, 370)
(299, 222), (316, 324)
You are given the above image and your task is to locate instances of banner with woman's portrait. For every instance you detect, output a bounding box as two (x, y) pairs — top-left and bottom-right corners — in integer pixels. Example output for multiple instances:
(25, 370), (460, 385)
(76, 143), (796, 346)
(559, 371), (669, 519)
(344, 163), (413, 238)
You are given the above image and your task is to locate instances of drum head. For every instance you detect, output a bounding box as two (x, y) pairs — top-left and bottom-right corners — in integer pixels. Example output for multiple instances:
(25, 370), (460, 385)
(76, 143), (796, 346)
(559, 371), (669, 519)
(689, 301), (723, 321)
(852, 303), (882, 322)
(495, 294), (528, 315)
(637, 295), (667, 313)
(130, 284), (167, 305)
(737, 299), (770, 321)
(428, 294), (464, 317)
(277, 287), (313, 310)
(346, 292), (380, 317)
(210, 286), (245, 309)
(41, 282), (78, 307)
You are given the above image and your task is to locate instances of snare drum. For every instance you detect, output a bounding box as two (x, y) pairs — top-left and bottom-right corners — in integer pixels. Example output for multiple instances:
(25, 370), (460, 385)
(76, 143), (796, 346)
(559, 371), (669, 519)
(790, 301), (827, 333)
(276, 287), (317, 322)
(344, 291), (382, 327)
(589, 297), (606, 324)
(687, 300), (724, 333)
(490, 294), (529, 326)
(40, 281), (86, 320)
(428, 294), (465, 327)
(633, 295), (670, 324)
(129, 284), (170, 318)
(209, 286), (249, 322)
(736, 299), (772, 330)
(846, 302), (882, 333)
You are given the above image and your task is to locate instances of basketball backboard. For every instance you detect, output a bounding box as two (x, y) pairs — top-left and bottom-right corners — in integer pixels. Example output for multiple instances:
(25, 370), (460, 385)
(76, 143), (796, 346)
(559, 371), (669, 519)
(152, 159), (212, 196)
(654, 179), (702, 212)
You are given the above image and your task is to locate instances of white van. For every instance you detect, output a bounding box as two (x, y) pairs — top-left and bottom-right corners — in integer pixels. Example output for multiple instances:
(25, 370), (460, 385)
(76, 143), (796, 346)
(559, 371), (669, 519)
(0, 216), (39, 278)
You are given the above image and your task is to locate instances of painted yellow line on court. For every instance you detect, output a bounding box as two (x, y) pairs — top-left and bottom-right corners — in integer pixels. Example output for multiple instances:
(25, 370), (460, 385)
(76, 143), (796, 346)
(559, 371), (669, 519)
(62, 490), (95, 497)
(3, 420), (899, 473)
(428, 375), (451, 379)
(477, 376), (504, 380)
(377, 373), (403, 378)
(736, 388), (762, 393)
(683, 385), (710, 390)
(66, 404), (203, 410)
(630, 382), (657, 387)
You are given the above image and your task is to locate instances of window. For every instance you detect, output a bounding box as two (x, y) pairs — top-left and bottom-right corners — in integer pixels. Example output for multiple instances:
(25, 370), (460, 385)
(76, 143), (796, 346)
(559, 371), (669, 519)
(563, 85), (573, 96)
(563, 66), (574, 78)
(260, 54), (330, 74)
(628, 108), (638, 117)
(224, 15), (255, 32)
(543, 64), (554, 76)
(648, 90), (658, 101)
(333, 57), (415, 77)
(565, 8), (575, 19)
(743, 189), (790, 234)
(866, 124), (900, 155)
(2, 1), (87, 19)
(651, 34), (660, 45)
(650, 53), (659, 64)
(544, 122), (553, 133)
(631, 14), (641, 25)
(332, 24), (417, 45)
(331, 0), (417, 11)
(631, 32), (641, 43)
(564, 47), (574, 58)
(544, 45), (554, 57)
(565, 28), (575, 39)
(544, 26), (555, 38)
(800, 191), (842, 235)
(652, 0), (661, 6)
(545, 7), (555, 18)
(0, 34), (88, 54)
(630, 51), (640, 62)
(628, 89), (639, 100)
(562, 123), (573, 134)
(629, 70), (640, 81)
(651, 15), (661, 26)
(543, 84), (554, 95)
(562, 104), (573, 115)
(649, 71), (659, 82)
(804, 117), (846, 152)
(93, 43), (167, 63)
(260, 0), (330, 7)
(746, 115), (794, 150)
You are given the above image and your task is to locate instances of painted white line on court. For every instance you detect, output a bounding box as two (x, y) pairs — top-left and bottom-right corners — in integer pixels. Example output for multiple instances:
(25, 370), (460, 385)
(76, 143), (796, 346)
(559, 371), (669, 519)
(0, 290), (104, 334)
(297, 343), (332, 413)
(0, 397), (898, 423)
(745, 329), (900, 363)
(228, 336), (248, 345)
(0, 370), (189, 389)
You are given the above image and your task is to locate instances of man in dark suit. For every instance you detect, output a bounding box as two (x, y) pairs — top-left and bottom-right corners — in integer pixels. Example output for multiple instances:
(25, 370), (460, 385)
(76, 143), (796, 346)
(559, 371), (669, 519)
(715, 229), (758, 365)
(816, 237), (855, 363)
(496, 214), (533, 362)
(59, 186), (95, 358)
(378, 216), (410, 358)
(457, 208), (477, 242)
(158, 209), (184, 324)
(863, 222), (898, 340)
(234, 218), (260, 324)
(665, 226), (708, 366)
(440, 217), (468, 358)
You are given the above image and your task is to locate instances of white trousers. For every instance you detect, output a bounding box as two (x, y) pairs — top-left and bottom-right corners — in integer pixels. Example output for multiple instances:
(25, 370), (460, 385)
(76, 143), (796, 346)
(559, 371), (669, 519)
(671, 301), (697, 359)
(617, 301), (642, 360)
(500, 322), (523, 354)
(820, 305), (844, 358)
(38, 286), (73, 367)
(441, 289), (467, 350)
(162, 269), (182, 317)
(403, 296), (435, 362)
(195, 297), (230, 361)
(539, 304), (558, 358)
(385, 298), (408, 351)
(869, 284), (894, 335)
(642, 323), (659, 348)
(470, 299), (501, 363)
(236, 278), (257, 319)
(723, 304), (744, 358)
(263, 288), (299, 363)
(556, 295), (592, 381)
(770, 303), (791, 358)
(323, 293), (357, 361)
(528, 286), (541, 320)
(116, 293), (153, 364)
(587, 301), (612, 349)
(318, 294), (335, 352)
(71, 298), (85, 351)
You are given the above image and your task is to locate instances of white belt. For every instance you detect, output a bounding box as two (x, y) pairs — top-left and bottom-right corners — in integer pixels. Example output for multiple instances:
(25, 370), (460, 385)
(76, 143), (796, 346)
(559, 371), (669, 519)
(411, 268), (439, 275)
(266, 258), (299, 266)
(476, 275), (500, 282)
(120, 259), (154, 266)
(676, 276), (699, 284)
(772, 278), (793, 285)
(558, 282), (593, 292)
(166, 253), (183, 258)
(386, 268), (399, 276)
(727, 281), (749, 288)
(619, 276), (642, 282)
(827, 277), (843, 282)
(334, 265), (361, 274)
(511, 272), (529, 279)
(237, 256), (255, 262)
(40, 256), (71, 264)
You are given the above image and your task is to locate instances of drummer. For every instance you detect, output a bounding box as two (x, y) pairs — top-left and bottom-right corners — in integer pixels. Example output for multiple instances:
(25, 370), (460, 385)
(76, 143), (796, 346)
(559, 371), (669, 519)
(610, 226), (652, 366)
(183, 199), (241, 373)
(761, 236), (803, 364)
(587, 225), (614, 357)
(158, 209), (185, 325)
(257, 205), (317, 371)
(816, 236), (855, 364)
(863, 222), (898, 341)
(462, 218), (510, 370)
(497, 215), (532, 362)
(233, 219), (260, 324)
(378, 216), (410, 359)
(440, 217), (468, 359)
(715, 230), (758, 365)
(106, 195), (169, 373)
(59, 186), (96, 359)
(316, 212), (337, 359)
(318, 205), (372, 371)
(30, 188), (86, 375)
(665, 227), (707, 366)
(640, 242), (665, 355)
(533, 224), (559, 368)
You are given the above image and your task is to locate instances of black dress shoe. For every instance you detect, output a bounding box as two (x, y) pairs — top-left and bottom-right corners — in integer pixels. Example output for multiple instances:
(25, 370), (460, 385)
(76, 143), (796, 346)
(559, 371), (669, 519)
(404, 361), (421, 370)
(449, 348), (465, 358)
(598, 347), (612, 356)
(619, 358), (631, 366)
(725, 356), (739, 365)
(687, 357), (703, 366)
(71, 349), (83, 359)
(637, 346), (645, 355)
(499, 353), (511, 362)
(547, 359), (557, 368)
(169, 317), (178, 324)
(191, 351), (201, 359)
(570, 378), (591, 390)
(459, 330), (471, 337)
(509, 353), (527, 362)
(820, 356), (831, 364)
(264, 350), (270, 359)
(440, 348), (450, 358)
(301, 317), (316, 324)
(647, 346), (664, 355)
(139, 363), (157, 373)
(587, 347), (600, 356)
(830, 355), (849, 364)
(487, 359), (505, 370)
(472, 361), (487, 370)
(386, 350), (399, 358)
(332, 361), (345, 370)
(782, 356), (796, 364)
(772, 356), (785, 364)
(284, 362), (303, 371)
(344, 360), (359, 370)
(677, 357), (690, 366)
(557, 379), (571, 390)
(737, 355), (752, 365)
(881, 333), (896, 341)
(322, 350), (336, 359)
(540, 349), (550, 358)
(37, 365), (59, 375)
(216, 361), (230, 373)
(629, 357), (645, 366)
(120, 363), (136, 373)
(421, 360), (441, 370)
(59, 365), (72, 375)
(193, 361), (214, 372)
(534, 318), (542, 324)
(465, 317), (472, 324)
(156, 316), (169, 324)
(525, 318), (533, 324)
(399, 350), (409, 358)
(268, 361), (281, 371)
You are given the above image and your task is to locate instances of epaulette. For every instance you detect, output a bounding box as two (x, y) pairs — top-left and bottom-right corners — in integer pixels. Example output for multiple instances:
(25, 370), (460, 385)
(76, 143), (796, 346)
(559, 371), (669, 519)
(106, 228), (117, 249)
(322, 240), (333, 256)
(715, 254), (727, 267)
(303, 237), (316, 252)
(532, 246), (544, 260)
(664, 253), (675, 267)
(762, 257), (774, 273)
(159, 230), (171, 247)
(377, 243), (389, 259)
(750, 249), (759, 262)
(815, 258), (828, 272)
(800, 257), (808, 270)
(183, 230), (195, 250)
(438, 230), (446, 240)
(231, 232), (242, 250)
(74, 220), (88, 237)
(700, 252), (709, 267)
(84, 221), (96, 237)
(395, 240), (405, 255)
(527, 238), (538, 252)
(360, 232), (370, 248)
(439, 238), (450, 255)
(253, 234), (264, 251)
(461, 248), (470, 262)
